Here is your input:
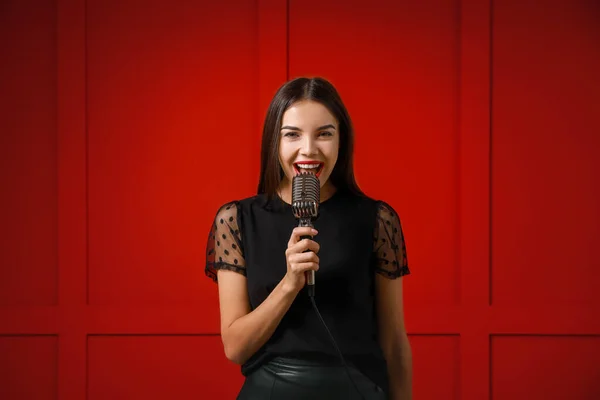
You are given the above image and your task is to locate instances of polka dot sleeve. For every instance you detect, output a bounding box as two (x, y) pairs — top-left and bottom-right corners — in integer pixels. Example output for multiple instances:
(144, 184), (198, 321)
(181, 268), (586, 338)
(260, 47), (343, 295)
(373, 201), (410, 279)
(205, 201), (245, 283)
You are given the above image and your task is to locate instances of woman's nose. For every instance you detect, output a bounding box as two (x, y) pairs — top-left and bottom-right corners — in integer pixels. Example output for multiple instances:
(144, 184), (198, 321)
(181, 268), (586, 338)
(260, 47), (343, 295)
(300, 137), (317, 156)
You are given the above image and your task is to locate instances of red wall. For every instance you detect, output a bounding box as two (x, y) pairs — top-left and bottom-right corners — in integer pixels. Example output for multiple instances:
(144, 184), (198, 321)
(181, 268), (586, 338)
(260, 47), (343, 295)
(1, 0), (599, 399)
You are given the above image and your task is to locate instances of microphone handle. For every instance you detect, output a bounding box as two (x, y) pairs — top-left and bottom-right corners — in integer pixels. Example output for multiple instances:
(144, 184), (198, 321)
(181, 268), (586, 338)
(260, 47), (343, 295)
(300, 234), (316, 297)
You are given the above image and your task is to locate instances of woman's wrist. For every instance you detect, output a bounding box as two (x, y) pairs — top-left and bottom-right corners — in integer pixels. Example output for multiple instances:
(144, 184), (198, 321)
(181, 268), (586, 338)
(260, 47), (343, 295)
(280, 274), (301, 296)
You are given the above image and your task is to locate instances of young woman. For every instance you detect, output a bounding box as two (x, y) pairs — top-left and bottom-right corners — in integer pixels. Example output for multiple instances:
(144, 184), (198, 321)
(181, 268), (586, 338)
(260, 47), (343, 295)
(205, 77), (412, 399)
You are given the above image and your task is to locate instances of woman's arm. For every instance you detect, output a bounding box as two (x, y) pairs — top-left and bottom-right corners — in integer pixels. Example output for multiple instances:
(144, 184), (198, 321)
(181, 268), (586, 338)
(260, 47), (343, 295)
(376, 274), (413, 400)
(217, 269), (298, 365)
(217, 226), (319, 365)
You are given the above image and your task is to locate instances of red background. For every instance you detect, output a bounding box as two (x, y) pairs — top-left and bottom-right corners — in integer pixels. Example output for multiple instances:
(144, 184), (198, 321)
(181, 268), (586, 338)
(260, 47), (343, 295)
(1, 0), (599, 399)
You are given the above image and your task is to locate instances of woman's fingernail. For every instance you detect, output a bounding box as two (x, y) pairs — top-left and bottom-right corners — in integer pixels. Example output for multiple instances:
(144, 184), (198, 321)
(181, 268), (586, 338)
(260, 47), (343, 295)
(311, 229), (318, 234)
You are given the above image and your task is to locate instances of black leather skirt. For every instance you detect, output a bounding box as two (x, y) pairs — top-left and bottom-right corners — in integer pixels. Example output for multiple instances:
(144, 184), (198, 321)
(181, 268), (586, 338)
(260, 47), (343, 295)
(236, 356), (387, 400)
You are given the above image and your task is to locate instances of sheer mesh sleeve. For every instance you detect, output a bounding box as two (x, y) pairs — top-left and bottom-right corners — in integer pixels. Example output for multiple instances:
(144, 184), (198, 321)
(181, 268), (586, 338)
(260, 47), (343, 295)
(205, 201), (245, 283)
(373, 201), (410, 279)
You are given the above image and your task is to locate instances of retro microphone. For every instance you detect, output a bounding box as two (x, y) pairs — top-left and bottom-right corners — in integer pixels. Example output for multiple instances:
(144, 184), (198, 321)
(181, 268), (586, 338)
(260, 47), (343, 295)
(291, 172), (320, 297)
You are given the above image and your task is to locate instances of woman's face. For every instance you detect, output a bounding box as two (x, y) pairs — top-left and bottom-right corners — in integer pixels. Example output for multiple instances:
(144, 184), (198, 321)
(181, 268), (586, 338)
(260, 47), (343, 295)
(278, 100), (339, 194)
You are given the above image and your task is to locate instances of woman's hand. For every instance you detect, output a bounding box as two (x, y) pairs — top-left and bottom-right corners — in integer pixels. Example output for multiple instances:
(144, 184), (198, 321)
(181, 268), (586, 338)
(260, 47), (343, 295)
(283, 227), (320, 293)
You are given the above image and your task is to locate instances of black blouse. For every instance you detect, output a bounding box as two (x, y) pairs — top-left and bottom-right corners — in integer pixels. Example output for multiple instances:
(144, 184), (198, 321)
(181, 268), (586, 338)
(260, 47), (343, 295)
(205, 189), (410, 393)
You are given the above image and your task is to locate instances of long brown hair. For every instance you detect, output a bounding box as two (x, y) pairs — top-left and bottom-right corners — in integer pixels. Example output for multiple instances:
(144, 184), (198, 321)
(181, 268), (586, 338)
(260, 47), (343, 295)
(257, 77), (364, 199)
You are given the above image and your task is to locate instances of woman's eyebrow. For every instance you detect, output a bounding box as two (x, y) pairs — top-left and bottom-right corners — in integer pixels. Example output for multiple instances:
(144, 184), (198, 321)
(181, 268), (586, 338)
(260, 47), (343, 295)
(317, 124), (336, 130)
(280, 124), (336, 131)
(280, 125), (301, 131)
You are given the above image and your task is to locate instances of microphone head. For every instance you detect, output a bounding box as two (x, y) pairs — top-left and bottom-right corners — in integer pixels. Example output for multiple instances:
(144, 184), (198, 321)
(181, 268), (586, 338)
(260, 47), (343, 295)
(291, 172), (320, 219)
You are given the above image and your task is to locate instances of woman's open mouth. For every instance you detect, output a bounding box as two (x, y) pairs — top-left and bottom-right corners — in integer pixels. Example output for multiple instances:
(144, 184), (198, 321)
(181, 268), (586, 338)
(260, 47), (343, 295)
(293, 161), (324, 178)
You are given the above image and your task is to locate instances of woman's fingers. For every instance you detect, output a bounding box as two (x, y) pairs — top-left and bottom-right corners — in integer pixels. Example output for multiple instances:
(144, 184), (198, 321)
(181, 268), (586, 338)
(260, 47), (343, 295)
(290, 262), (320, 273)
(287, 227), (318, 248)
(288, 251), (319, 265)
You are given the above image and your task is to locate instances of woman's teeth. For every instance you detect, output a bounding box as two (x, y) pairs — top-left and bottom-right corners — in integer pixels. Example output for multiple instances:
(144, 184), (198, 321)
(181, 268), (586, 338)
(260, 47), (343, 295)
(295, 163), (322, 175)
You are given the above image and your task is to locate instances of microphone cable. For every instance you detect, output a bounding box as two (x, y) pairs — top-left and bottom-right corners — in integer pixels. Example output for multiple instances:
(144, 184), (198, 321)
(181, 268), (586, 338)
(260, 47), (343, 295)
(291, 172), (366, 399)
(308, 292), (366, 400)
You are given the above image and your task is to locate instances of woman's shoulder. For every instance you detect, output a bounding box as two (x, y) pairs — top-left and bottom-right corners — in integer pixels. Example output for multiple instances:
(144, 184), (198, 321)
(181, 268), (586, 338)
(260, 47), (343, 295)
(212, 193), (269, 215)
(345, 190), (393, 209)
(347, 191), (403, 221)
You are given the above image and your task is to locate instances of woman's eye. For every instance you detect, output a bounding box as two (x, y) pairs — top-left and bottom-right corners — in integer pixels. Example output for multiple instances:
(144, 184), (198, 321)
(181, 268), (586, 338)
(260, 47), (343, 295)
(320, 131), (333, 136)
(283, 132), (298, 137)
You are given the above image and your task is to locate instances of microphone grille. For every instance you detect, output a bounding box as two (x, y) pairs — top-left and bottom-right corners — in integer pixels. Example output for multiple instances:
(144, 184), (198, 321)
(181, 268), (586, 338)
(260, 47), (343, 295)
(291, 173), (320, 218)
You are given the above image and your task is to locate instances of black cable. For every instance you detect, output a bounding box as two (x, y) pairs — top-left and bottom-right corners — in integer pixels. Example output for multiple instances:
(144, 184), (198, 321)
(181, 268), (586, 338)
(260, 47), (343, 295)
(309, 295), (366, 400)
